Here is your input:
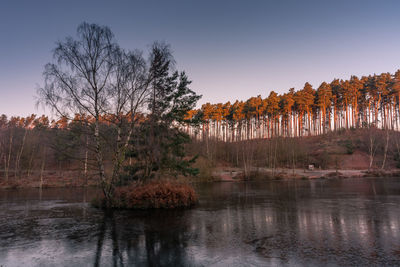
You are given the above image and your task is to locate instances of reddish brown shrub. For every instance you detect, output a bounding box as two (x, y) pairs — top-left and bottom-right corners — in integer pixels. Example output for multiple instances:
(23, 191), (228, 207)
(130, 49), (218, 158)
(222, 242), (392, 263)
(93, 180), (198, 209)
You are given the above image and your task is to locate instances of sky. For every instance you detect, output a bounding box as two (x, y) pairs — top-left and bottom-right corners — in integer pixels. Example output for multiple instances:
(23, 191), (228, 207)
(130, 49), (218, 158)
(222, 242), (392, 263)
(1, 0), (400, 117)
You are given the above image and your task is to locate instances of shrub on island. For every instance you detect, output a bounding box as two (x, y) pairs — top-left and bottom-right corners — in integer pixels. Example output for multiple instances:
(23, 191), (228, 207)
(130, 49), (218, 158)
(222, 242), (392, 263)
(92, 180), (198, 209)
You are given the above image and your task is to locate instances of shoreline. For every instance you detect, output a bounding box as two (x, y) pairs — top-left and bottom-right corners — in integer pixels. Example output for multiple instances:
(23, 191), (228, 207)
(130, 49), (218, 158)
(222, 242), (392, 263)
(211, 168), (400, 182)
(0, 174), (99, 190)
(1, 168), (400, 190)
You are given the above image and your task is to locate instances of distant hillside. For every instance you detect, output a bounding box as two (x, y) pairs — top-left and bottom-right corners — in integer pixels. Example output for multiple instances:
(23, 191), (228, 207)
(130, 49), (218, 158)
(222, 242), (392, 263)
(187, 128), (400, 178)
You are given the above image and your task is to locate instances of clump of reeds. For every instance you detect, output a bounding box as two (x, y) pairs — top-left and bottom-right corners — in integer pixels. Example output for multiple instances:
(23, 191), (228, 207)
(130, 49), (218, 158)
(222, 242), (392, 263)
(92, 179), (198, 209)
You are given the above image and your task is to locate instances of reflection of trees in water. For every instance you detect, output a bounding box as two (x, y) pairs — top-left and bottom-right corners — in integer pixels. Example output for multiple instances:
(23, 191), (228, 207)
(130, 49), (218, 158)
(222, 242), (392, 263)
(1, 181), (400, 266)
(94, 211), (123, 267)
(143, 211), (191, 266)
(94, 210), (192, 267)
(191, 180), (400, 265)
(89, 180), (400, 266)
(240, 180), (400, 265)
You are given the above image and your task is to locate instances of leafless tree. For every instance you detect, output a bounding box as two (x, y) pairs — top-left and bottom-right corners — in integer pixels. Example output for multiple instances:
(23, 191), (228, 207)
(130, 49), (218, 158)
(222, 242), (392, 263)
(364, 126), (379, 171)
(37, 22), (148, 205)
(381, 128), (390, 169)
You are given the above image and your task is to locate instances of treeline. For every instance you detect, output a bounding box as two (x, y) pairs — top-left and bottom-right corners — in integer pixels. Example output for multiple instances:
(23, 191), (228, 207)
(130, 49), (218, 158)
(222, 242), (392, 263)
(0, 114), (95, 181)
(186, 71), (400, 141)
(1, 114), (399, 182)
(0, 111), (199, 183)
(0, 113), (154, 181)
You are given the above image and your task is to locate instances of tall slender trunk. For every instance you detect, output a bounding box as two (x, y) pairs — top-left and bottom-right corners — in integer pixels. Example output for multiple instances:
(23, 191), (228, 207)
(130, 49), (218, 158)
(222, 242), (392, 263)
(381, 129), (389, 169)
(368, 129), (376, 171)
(5, 132), (13, 181)
(84, 135), (89, 185)
(15, 129), (27, 178)
(3, 155), (7, 182)
(345, 99), (349, 129)
(40, 148), (46, 189)
(27, 146), (35, 178)
(94, 120), (108, 202)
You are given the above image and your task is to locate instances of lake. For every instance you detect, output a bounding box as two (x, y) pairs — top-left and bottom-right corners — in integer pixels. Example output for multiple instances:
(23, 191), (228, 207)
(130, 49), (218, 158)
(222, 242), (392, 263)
(1, 178), (400, 266)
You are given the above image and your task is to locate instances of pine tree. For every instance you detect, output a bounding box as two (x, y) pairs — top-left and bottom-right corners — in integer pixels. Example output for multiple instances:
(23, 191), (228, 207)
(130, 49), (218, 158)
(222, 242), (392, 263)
(124, 43), (201, 182)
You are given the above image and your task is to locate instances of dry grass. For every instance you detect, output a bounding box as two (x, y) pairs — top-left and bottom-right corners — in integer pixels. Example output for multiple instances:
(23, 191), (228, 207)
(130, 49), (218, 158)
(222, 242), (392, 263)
(93, 179), (198, 209)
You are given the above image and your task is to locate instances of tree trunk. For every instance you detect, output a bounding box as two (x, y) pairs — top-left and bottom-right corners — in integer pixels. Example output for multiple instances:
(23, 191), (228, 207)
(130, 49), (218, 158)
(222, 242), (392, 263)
(381, 129), (389, 169)
(368, 129), (376, 171)
(5, 132), (13, 181)
(15, 129), (28, 178)
(94, 120), (109, 204)
(40, 148), (46, 189)
(27, 147), (35, 178)
(84, 135), (89, 185)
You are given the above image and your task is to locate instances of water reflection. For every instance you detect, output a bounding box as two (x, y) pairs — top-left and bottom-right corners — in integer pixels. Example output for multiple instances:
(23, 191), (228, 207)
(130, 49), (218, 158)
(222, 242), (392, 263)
(0, 179), (400, 266)
(93, 210), (194, 267)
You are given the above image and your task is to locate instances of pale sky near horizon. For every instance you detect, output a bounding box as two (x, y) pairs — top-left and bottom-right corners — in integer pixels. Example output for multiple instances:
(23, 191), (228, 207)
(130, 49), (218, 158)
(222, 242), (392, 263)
(1, 0), (400, 117)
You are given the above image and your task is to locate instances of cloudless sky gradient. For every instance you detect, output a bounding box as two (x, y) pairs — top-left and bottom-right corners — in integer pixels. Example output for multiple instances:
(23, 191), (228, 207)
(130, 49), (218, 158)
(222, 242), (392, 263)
(1, 0), (400, 116)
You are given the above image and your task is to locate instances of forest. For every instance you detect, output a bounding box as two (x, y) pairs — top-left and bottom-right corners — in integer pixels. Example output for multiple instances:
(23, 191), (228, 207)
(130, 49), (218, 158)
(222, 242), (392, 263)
(1, 22), (400, 205)
(2, 70), (400, 184)
(187, 70), (400, 141)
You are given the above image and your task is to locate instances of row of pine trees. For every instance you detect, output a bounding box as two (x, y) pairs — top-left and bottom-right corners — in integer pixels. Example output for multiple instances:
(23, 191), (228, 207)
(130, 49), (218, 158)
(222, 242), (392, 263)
(186, 70), (400, 141)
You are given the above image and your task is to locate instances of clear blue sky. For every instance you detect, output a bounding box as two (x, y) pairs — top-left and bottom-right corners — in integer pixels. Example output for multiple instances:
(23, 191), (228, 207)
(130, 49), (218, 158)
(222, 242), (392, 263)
(1, 0), (400, 117)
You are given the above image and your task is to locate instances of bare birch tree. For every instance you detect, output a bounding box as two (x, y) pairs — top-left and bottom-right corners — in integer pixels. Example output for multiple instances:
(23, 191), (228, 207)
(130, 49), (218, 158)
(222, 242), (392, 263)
(37, 22), (148, 205)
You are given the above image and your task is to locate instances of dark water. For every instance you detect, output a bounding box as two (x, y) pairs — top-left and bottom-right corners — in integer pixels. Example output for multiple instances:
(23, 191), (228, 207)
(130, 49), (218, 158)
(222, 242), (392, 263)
(1, 179), (400, 267)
